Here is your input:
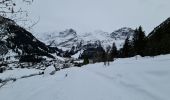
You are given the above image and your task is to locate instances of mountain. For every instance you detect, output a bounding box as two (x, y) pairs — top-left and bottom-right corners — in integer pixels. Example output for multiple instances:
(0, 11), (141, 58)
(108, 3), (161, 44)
(110, 27), (135, 40)
(1, 16), (135, 61)
(36, 28), (135, 58)
(146, 17), (170, 56)
(35, 29), (80, 50)
(0, 16), (61, 62)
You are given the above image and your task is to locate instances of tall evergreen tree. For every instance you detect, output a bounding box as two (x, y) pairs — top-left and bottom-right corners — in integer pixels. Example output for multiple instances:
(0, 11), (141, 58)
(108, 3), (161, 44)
(110, 42), (117, 60)
(83, 55), (89, 65)
(122, 36), (130, 57)
(121, 37), (134, 57)
(133, 26), (146, 57)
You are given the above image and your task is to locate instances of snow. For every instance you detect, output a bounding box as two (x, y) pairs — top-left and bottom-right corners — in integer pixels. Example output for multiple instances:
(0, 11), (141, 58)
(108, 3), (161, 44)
(0, 68), (41, 80)
(43, 65), (56, 76)
(79, 30), (111, 42)
(71, 50), (82, 59)
(4, 50), (19, 62)
(34, 29), (79, 48)
(1, 54), (170, 100)
(74, 60), (84, 63)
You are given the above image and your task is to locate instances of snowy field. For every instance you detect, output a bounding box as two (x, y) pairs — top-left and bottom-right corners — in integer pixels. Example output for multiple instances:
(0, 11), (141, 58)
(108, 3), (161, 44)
(0, 55), (170, 100)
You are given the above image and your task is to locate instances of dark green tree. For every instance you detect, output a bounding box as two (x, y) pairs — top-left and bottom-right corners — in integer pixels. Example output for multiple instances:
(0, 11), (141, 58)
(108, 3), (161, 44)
(83, 55), (89, 65)
(133, 26), (146, 57)
(110, 42), (117, 61)
(122, 36), (132, 57)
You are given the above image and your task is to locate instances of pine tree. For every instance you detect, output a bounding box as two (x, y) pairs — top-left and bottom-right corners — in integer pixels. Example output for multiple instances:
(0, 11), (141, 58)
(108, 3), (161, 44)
(110, 42), (117, 61)
(83, 55), (89, 65)
(133, 26), (146, 57)
(122, 36), (131, 57)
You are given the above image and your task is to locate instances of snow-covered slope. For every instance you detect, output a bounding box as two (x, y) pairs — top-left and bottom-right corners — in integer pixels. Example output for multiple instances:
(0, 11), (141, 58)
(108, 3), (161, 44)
(1, 54), (170, 100)
(36, 29), (79, 50)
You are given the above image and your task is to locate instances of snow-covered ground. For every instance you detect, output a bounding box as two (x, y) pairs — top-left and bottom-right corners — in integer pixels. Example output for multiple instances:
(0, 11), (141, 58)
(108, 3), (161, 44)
(0, 68), (42, 80)
(0, 54), (170, 100)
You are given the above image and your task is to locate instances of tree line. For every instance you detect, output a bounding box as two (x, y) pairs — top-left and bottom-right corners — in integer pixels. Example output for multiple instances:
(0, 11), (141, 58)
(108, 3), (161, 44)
(120, 26), (146, 58)
(83, 24), (170, 65)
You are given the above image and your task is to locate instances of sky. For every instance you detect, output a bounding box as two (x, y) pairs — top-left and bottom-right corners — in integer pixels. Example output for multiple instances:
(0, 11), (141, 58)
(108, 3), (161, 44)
(28, 0), (170, 34)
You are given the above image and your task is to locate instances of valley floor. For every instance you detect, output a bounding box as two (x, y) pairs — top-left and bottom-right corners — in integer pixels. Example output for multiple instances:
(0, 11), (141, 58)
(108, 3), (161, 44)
(0, 55), (170, 100)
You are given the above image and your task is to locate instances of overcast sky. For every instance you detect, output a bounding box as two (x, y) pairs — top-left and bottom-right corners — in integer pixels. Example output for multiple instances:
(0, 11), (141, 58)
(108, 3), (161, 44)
(29, 0), (170, 34)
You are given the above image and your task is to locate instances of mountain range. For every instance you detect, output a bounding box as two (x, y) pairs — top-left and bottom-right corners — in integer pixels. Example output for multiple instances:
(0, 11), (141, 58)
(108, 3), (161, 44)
(0, 15), (170, 61)
(35, 27), (135, 58)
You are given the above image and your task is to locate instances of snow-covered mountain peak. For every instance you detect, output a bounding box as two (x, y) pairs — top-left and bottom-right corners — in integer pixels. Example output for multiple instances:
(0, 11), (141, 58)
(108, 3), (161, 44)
(58, 28), (77, 37)
(111, 27), (135, 39)
(34, 29), (79, 48)
(79, 30), (111, 42)
(35, 27), (135, 58)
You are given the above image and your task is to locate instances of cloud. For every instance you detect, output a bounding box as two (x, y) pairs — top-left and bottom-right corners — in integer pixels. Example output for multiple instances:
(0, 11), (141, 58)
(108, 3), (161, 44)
(29, 0), (170, 34)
